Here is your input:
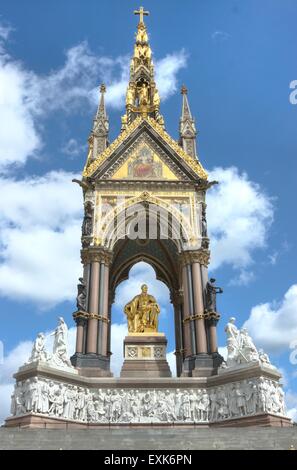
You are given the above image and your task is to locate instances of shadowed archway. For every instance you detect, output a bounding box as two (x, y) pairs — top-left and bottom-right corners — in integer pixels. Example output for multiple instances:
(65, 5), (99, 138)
(109, 261), (176, 376)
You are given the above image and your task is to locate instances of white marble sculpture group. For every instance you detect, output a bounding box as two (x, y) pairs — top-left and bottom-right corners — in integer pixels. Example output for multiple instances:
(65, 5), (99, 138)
(9, 317), (286, 424)
(224, 317), (272, 368)
(10, 376), (285, 424)
(27, 317), (74, 371)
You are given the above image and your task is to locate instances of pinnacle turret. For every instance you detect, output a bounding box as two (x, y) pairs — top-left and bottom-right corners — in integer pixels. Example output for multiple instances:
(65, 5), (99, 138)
(179, 85), (197, 159)
(89, 84), (109, 161)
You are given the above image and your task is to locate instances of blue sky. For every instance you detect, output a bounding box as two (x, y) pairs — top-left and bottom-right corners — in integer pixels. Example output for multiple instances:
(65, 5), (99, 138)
(0, 0), (297, 421)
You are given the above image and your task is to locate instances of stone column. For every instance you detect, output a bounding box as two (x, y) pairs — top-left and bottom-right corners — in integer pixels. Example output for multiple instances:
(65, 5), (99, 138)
(181, 264), (192, 357)
(186, 264), (197, 355)
(107, 289), (115, 357)
(100, 262), (110, 356)
(97, 261), (105, 355)
(206, 315), (220, 354)
(74, 317), (87, 354)
(192, 262), (207, 354)
(86, 261), (100, 353)
(84, 264), (91, 317)
(209, 323), (217, 353)
(171, 289), (183, 377)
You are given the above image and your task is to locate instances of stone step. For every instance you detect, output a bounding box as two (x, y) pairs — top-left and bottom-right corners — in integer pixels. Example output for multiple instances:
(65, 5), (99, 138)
(1, 427), (297, 450)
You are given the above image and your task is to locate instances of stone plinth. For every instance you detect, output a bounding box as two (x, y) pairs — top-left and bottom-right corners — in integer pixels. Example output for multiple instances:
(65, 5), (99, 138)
(120, 333), (172, 378)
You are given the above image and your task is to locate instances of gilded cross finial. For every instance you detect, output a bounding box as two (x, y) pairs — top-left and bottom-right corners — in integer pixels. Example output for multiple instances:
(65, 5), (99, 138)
(134, 6), (149, 24)
(100, 84), (106, 94)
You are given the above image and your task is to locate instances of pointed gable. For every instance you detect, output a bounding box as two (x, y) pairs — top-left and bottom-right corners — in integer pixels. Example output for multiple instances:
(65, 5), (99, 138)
(83, 117), (208, 181)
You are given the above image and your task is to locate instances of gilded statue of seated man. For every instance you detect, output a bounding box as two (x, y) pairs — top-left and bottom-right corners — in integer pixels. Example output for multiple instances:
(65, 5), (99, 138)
(124, 284), (160, 333)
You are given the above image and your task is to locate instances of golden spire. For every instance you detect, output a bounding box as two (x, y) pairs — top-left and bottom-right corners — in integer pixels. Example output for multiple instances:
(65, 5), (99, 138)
(121, 6), (164, 129)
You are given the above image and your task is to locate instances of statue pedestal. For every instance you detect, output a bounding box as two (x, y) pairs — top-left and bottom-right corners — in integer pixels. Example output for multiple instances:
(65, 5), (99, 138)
(120, 333), (172, 378)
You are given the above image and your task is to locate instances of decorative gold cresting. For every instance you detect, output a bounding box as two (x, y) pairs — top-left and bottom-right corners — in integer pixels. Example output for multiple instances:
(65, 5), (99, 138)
(146, 117), (208, 179)
(121, 6), (164, 128)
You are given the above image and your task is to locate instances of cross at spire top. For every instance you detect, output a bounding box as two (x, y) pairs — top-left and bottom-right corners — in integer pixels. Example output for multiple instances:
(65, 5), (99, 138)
(134, 6), (149, 24)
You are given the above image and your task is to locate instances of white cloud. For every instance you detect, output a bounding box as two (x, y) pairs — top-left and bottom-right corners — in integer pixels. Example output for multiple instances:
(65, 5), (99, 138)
(268, 251), (279, 265)
(166, 351), (176, 377)
(218, 346), (227, 361)
(229, 270), (255, 286)
(110, 323), (128, 377)
(62, 138), (87, 158)
(207, 167), (273, 279)
(278, 368), (289, 388)
(0, 26), (187, 170)
(244, 284), (297, 354)
(31, 42), (107, 114)
(0, 50), (41, 169)
(0, 171), (82, 306)
(287, 407), (297, 422)
(0, 383), (13, 424)
(102, 55), (130, 110)
(285, 390), (297, 423)
(155, 50), (187, 101)
(0, 341), (32, 385)
(0, 23), (13, 42)
(211, 31), (231, 42)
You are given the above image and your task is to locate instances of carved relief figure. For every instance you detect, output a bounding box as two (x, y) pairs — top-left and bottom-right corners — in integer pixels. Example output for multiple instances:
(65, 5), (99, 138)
(10, 376), (286, 424)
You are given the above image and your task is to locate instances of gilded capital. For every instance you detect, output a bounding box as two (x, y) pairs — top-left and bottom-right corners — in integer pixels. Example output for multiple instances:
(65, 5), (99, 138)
(179, 249), (210, 267)
(73, 311), (88, 325)
(81, 247), (113, 266)
(204, 311), (220, 326)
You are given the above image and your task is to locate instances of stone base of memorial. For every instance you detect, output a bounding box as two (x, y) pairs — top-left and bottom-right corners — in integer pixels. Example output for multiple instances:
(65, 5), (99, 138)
(5, 361), (292, 428)
(120, 333), (172, 378)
